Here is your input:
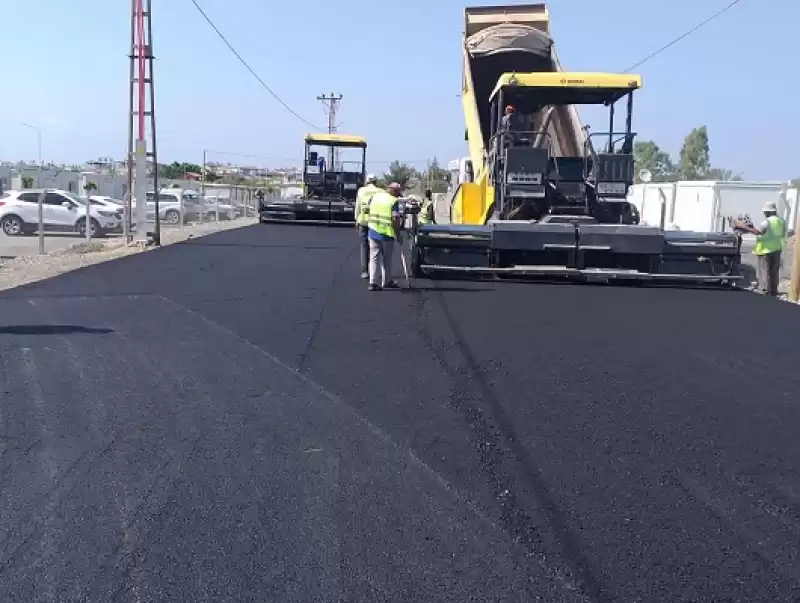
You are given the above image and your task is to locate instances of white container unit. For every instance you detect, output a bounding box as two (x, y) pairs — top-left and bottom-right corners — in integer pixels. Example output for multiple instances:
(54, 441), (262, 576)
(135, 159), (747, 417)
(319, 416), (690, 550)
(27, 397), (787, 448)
(628, 181), (798, 234)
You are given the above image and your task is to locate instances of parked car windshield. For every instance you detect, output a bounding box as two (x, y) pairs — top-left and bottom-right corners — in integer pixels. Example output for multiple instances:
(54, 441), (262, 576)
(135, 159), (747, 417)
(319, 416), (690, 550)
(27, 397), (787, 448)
(61, 192), (86, 204)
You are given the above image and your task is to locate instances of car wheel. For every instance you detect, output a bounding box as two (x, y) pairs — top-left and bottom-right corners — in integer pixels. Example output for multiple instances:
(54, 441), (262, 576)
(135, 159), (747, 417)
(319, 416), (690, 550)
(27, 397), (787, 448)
(1, 215), (24, 236)
(77, 217), (103, 238)
(164, 209), (180, 225)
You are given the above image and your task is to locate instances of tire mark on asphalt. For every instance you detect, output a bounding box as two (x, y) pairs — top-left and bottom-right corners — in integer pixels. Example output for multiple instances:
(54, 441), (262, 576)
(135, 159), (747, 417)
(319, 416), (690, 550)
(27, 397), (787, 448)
(0, 346), (42, 474)
(0, 360), (120, 582)
(296, 245), (357, 372)
(50, 328), (148, 603)
(0, 303), (199, 601)
(689, 350), (800, 399)
(90, 327), (206, 601)
(676, 472), (800, 600)
(11, 346), (59, 599)
(102, 434), (201, 603)
(408, 283), (612, 603)
(151, 293), (586, 598)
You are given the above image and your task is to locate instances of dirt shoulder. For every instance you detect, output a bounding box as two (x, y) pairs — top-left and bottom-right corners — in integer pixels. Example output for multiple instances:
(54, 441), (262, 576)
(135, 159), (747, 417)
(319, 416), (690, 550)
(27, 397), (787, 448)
(0, 218), (258, 292)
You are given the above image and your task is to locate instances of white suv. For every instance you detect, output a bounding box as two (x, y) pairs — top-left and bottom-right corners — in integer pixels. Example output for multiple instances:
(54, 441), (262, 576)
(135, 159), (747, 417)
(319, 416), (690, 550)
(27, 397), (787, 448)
(0, 189), (121, 237)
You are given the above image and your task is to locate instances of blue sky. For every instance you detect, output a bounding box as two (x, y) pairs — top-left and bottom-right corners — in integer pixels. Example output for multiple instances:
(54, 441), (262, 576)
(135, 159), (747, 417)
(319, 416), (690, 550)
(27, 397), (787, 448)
(1, 0), (796, 179)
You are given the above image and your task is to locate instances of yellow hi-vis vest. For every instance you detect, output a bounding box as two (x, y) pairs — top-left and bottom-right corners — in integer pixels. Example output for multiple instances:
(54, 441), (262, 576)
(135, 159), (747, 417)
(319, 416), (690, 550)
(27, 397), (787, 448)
(754, 215), (786, 256)
(419, 198), (433, 224)
(367, 191), (396, 238)
(355, 184), (381, 226)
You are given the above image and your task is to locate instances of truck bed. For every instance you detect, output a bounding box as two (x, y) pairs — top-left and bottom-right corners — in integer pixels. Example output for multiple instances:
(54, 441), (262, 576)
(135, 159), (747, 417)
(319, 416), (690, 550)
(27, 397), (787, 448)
(463, 3), (585, 178)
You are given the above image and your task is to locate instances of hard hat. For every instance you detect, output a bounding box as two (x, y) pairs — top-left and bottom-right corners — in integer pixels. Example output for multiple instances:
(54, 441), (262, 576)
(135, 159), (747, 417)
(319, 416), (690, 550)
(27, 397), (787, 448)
(763, 201), (778, 212)
(366, 173), (377, 183)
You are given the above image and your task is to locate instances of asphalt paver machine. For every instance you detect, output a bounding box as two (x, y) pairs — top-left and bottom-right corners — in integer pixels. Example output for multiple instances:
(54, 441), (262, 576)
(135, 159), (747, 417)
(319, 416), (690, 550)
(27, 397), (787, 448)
(259, 133), (367, 225)
(411, 3), (743, 285)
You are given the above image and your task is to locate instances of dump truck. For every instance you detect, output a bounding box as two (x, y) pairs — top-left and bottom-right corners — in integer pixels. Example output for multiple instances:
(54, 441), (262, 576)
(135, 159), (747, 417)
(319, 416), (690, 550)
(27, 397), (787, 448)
(411, 3), (743, 285)
(259, 133), (367, 225)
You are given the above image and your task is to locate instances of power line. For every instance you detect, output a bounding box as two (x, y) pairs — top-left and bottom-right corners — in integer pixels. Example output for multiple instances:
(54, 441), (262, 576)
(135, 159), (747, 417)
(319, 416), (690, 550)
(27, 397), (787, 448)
(623, 0), (744, 72)
(187, 0), (322, 130)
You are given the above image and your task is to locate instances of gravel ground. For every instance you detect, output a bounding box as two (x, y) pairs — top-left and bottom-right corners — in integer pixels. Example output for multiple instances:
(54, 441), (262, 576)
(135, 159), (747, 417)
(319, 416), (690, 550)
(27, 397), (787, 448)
(0, 217), (257, 292)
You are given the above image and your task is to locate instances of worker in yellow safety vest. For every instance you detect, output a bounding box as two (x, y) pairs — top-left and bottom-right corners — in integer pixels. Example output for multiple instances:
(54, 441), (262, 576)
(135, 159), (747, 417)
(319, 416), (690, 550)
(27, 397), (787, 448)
(366, 182), (404, 291)
(354, 173), (382, 279)
(734, 200), (786, 296)
(418, 188), (436, 225)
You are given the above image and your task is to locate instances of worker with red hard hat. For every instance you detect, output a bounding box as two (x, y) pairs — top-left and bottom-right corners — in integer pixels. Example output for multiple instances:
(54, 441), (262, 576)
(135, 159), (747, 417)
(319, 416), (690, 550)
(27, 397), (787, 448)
(501, 104), (524, 134)
(366, 181), (404, 291)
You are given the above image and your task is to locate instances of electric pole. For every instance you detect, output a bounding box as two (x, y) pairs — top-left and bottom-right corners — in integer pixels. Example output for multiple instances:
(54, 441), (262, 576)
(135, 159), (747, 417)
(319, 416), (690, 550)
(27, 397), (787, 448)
(317, 93), (342, 168)
(127, 0), (160, 244)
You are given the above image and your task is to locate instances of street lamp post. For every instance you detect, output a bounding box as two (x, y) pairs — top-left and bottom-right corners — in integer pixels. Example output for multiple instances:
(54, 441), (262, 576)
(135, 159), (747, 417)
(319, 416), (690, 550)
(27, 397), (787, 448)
(21, 123), (42, 180)
(22, 123), (45, 254)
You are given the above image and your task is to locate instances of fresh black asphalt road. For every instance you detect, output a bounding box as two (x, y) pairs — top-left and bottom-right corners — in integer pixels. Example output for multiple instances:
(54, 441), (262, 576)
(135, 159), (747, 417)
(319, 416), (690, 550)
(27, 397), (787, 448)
(1, 223), (799, 602)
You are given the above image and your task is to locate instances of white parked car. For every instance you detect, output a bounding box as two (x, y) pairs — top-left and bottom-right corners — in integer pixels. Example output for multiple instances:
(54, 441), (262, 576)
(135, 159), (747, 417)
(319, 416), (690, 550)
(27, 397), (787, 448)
(87, 195), (125, 211)
(203, 196), (237, 220)
(0, 189), (121, 237)
(145, 189), (203, 224)
(88, 195), (130, 230)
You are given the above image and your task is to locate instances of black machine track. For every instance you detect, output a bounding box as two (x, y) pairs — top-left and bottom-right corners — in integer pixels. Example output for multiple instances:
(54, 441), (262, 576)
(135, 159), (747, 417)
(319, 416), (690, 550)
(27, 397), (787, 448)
(1, 224), (799, 602)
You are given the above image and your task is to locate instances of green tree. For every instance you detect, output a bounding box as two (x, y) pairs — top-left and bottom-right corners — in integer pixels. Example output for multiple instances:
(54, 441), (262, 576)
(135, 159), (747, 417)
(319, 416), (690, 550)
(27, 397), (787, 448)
(159, 162), (204, 179)
(633, 140), (674, 182)
(706, 167), (743, 182)
(419, 157), (450, 193)
(383, 161), (419, 189)
(21, 176), (34, 189)
(677, 126), (711, 180)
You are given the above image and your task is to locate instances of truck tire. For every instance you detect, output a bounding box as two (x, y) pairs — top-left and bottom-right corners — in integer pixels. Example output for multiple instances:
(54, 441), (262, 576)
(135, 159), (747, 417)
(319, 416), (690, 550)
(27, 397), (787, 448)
(411, 241), (425, 279)
(164, 209), (180, 225)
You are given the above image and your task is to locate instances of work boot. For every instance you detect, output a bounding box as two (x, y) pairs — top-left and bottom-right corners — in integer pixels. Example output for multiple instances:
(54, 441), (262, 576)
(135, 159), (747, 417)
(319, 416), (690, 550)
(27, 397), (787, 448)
(360, 271), (368, 279)
(368, 284), (381, 292)
(383, 281), (400, 290)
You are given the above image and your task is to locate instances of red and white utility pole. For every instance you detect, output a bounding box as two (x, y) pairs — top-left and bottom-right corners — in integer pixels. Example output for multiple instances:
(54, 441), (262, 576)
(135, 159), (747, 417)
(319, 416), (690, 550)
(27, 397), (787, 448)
(127, 0), (160, 244)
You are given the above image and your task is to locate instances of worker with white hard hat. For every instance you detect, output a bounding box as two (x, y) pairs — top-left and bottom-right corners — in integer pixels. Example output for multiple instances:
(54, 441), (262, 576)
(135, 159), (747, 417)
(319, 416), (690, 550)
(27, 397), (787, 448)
(354, 173), (383, 279)
(733, 199), (786, 296)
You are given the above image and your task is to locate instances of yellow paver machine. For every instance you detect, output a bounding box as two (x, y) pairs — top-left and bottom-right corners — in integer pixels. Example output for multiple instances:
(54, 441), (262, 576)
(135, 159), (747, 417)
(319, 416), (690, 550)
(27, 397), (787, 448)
(411, 3), (743, 286)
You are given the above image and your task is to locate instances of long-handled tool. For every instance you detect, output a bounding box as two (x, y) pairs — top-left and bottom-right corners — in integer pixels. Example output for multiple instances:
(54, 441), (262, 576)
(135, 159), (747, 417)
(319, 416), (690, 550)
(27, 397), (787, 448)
(398, 239), (412, 289)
